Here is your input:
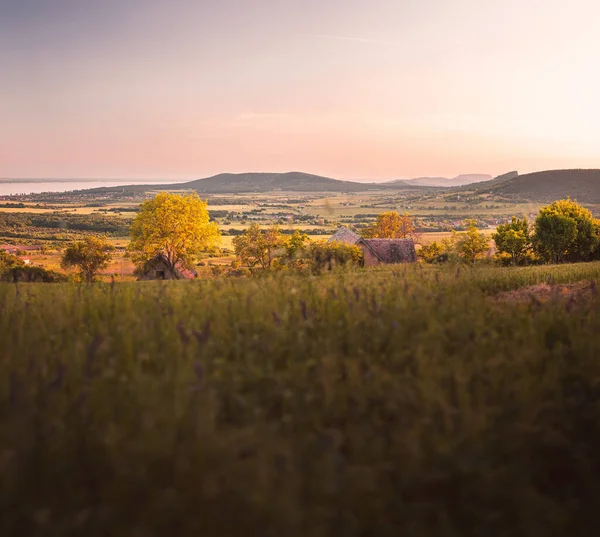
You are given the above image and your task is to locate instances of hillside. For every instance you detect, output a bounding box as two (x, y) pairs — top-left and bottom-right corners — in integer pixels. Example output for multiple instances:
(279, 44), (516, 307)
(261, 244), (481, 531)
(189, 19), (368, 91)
(390, 173), (493, 187)
(85, 172), (412, 194)
(171, 172), (407, 193)
(475, 169), (600, 203)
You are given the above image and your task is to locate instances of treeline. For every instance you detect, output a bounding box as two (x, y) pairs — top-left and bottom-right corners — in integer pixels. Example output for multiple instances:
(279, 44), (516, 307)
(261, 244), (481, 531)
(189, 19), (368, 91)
(0, 212), (131, 236)
(420, 198), (600, 265)
(221, 227), (331, 236)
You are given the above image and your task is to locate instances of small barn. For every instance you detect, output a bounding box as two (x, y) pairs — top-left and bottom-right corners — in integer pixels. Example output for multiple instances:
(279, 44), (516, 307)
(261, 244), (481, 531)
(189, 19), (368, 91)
(136, 254), (198, 281)
(358, 238), (417, 266)
(327, 226), (361, 245)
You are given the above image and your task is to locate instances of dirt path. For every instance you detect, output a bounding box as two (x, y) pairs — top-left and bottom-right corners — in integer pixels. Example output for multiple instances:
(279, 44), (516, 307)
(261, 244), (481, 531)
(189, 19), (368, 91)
(495, 280), (598, 305)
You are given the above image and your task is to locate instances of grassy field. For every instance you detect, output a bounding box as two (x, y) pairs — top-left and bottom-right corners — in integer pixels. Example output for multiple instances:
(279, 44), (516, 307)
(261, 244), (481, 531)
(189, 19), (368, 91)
(2, 263), (600, 536)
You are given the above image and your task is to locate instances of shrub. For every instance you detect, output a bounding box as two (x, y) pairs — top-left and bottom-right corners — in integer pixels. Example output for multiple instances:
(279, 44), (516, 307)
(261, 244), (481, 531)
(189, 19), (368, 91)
(1, 265), (67, 283)
(493, 217), (532, 265)
(533, 198), (599, 263)
(307, 241), (363, 273)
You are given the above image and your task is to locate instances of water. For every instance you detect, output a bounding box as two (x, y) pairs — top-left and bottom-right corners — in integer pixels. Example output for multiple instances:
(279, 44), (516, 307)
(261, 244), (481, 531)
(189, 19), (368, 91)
(0, 179), (183, 197)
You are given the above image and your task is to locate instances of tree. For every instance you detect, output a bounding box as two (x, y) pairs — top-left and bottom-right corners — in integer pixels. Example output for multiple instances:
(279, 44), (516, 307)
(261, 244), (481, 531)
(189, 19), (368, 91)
(233, 224), (286, 270)
(285, 230), (310, 260)
(533, 198), (598, 263)
(61, 236), (114, 282)
(456, 220), (489, 263)
(363, 211), (416, 239)
(417, 241), (444, 263)
(492, 217), (532, 265)
(129, 192), (220, 271)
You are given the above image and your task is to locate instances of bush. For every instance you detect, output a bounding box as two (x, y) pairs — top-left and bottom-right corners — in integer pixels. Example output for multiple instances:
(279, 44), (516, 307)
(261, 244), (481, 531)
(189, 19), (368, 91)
(533, 198), (599, 263)
(1, 265), (67, 283)
(307, 241), (363, 273)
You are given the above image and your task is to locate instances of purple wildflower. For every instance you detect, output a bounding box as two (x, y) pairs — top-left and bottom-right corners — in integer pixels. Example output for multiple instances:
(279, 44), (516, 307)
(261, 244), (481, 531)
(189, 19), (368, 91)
(177, 320), (191, 346)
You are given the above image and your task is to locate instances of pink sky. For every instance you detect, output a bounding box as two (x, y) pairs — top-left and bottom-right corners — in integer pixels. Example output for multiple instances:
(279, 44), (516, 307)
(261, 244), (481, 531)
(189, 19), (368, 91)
(1, 0), (600, 181)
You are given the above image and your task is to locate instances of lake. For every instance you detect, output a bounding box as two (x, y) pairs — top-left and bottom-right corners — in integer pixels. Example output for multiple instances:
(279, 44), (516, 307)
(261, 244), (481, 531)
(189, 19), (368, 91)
(0, 180), (183, 197)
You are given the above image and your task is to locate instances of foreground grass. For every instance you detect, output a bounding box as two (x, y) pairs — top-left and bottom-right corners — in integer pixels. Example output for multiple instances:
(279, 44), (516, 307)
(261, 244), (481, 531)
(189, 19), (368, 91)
(2, 263), (600, 536)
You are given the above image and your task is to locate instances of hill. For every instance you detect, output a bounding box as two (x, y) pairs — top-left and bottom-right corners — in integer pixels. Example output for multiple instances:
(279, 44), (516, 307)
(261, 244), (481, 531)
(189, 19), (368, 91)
(85, 172), (413, 194)
(474, 169), (600, 203)
(389, 173), (493, 187)
(171, 172), (408, 193)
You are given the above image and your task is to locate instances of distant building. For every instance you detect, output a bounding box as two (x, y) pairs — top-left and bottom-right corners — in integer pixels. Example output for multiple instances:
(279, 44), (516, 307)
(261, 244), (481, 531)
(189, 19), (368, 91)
(136, 254), (198, 281)
(327, 227), (417, 266)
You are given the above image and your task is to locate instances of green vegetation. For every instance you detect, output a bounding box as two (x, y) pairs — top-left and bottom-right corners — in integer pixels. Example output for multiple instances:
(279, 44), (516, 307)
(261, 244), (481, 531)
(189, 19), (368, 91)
(533, 198), (599, 263)
(455, 220), (490, 263)
(493, 216), (533, 265)
(0, 212), (130, 240)
(2, 263), (600, 536)
(232, 223), (286, 270)
(1, 264), (67, 283)
(61, 236), (115, 283)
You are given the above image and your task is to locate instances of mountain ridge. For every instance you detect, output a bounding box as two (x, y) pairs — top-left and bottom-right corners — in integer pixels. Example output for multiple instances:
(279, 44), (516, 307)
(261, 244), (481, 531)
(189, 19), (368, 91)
(471, 169), (600, 203)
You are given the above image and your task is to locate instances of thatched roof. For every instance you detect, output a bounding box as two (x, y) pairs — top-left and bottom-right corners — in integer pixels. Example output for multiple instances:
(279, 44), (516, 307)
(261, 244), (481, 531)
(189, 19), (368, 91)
(359, 239), (417, 264)
(327, 226), (361, 245)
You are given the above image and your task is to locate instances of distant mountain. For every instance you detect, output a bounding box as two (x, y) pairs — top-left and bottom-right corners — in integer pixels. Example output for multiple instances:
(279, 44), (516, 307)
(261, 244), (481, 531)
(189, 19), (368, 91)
(388, 174), (493, 187)
(474, 169), (600, 203)
(84, 172), (415, 194)
(171, 172), (404, 193)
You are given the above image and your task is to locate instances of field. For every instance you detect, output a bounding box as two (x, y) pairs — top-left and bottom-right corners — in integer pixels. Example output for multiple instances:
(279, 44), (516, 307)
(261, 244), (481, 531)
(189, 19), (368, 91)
(2, 263), (600, 536)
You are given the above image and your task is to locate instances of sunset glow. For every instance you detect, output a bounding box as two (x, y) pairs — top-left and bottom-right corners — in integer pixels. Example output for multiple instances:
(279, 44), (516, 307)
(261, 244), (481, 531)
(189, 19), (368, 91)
(2, 0), (600, 180)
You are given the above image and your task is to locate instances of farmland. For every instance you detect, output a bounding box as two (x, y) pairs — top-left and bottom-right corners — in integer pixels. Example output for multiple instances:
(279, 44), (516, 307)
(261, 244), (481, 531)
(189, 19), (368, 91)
(2, 263), (600, 535)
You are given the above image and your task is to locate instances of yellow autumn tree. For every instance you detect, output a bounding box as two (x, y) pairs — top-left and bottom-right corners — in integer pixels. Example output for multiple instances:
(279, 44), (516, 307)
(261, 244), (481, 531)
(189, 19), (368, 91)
(129, 192), (220, 271)
(363, 211), (416, 239)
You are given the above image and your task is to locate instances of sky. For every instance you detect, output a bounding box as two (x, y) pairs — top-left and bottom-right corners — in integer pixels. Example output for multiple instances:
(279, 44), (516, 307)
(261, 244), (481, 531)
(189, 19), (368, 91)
(1, 0), (600, 181)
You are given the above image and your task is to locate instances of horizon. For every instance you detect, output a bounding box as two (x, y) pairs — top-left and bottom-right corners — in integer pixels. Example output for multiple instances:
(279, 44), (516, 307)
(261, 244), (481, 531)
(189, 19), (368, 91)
(2, 0), (600, 179)
(0, 167), (595, 185)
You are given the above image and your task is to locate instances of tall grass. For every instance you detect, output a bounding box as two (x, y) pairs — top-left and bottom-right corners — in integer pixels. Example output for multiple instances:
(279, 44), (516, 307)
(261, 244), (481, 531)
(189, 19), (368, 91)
(2, 263), (600, 536)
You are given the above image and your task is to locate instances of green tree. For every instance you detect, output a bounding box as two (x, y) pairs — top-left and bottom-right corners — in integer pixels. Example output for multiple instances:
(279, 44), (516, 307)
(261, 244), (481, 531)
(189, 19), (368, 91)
(492, 217), (532, 265)
(456, 220), (490, 264)
(362, 211), (416, 239)
(0, 250), (25, 277)
(533, 198), (598, 263)
(285, 230), (310, 260)
(233, 224), (286, 270)
(129, 192), (220, 271)
(417, 241), (444, 263)
(61, 236), (114, 282)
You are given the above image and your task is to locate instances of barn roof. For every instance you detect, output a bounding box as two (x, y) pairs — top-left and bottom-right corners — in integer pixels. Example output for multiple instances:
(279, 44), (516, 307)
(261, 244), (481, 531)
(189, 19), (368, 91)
(327, 226), (361, 245)
(359, 238), (417, 264)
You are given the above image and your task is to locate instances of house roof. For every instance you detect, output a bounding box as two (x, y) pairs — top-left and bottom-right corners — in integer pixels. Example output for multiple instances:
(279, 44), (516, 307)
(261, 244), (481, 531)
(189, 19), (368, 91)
(327, 226), (361, 245)
(359, 238), (417, 264)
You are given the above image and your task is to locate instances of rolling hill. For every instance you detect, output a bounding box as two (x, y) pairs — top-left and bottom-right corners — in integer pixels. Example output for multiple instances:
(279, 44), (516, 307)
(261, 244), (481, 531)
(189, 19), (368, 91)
(84, 172), (416, 194)
(168, 172), (407, 193)
(474, 169), (600, 203)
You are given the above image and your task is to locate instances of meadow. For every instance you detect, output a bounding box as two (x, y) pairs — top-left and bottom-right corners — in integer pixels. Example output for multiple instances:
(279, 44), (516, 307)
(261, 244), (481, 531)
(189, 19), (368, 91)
(2, 262), (600, 536)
